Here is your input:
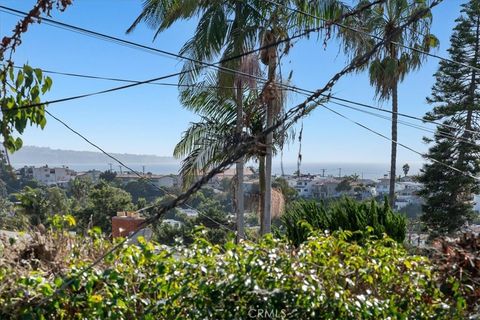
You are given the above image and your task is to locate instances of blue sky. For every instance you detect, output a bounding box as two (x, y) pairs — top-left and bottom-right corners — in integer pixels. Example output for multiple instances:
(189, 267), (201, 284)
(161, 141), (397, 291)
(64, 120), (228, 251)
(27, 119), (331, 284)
(0, 0), (465, 172)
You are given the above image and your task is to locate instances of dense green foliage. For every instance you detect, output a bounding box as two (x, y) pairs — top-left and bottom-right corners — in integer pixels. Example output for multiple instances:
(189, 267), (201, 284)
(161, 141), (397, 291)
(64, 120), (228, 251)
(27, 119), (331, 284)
(419, 0), (480, 235)
(0, 225), (461, 319)
(280, 198), (406, 246)
(0, 65), (53, 152)
(75, 181), (133, 232)
(15, 186), (70, 226)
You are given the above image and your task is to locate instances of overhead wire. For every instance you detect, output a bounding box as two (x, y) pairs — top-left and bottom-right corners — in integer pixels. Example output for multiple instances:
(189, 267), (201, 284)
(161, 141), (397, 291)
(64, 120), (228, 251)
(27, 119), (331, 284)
(0, 5), (326, 92)
(319, 103), (480, 181)
(328, 100), (480, 148)
(264, 0), (480, 73)
(6, 61), (480, 144)
(1, 70), (187, 112)
(4, 3), (478, 140)
(0, 6), (326, 112)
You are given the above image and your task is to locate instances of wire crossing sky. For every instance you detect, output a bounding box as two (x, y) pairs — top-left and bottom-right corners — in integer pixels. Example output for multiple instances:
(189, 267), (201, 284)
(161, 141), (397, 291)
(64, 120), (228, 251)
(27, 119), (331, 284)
(0, 0), (465, 170)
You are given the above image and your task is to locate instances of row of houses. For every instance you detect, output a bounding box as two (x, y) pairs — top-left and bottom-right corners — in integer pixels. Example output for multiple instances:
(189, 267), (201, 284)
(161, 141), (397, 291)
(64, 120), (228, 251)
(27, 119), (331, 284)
(285, 174), (423, 211)
(16, 165), (180, 189)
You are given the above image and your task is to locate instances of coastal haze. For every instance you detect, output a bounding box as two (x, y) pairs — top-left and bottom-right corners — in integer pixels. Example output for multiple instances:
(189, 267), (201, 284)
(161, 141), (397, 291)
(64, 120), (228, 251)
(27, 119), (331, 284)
(10, 146), (421, 179)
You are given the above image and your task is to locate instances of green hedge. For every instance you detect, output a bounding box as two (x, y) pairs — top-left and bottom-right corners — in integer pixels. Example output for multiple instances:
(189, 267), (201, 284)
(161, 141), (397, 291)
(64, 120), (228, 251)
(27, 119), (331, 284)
(0, 228), (460, 319)
(279, 198), (407, 246)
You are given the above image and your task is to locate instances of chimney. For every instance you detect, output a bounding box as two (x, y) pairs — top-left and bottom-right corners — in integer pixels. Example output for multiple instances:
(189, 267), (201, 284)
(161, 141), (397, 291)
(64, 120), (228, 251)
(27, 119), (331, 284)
(112, 211), (145, 238)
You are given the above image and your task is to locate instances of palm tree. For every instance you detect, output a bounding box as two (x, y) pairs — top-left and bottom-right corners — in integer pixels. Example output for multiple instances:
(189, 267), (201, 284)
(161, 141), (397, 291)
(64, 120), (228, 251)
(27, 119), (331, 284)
(402, 163), (410, 177)
(129, 1), (266, 240)
(129, 0), (346, 235)
(343, 0), (438, 207)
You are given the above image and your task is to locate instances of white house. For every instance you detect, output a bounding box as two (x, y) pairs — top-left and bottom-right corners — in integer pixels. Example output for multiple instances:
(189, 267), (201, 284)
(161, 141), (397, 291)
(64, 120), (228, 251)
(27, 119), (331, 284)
(19, 165), (76, 187)
(394, 182), (423, 210)
(293, 176), (316, 198)
(376, 177), (406, 195)
(177, 208), (199, 218)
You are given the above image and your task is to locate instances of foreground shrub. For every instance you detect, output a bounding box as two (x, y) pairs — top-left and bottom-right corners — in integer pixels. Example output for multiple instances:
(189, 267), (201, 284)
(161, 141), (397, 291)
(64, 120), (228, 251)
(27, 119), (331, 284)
(0, 227), (459, 319)
(427, 233), (480, 314)
(280, 198), (406, 246)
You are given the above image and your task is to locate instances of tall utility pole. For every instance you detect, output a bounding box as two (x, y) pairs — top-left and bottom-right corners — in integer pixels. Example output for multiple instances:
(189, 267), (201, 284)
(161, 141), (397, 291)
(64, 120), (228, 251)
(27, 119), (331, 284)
(108, 163), (113, 171)
(142, 165), (145, 175)
(338, 168), (342, 178)
(320, 168), (326, 177)
(119, 165), (123, 174)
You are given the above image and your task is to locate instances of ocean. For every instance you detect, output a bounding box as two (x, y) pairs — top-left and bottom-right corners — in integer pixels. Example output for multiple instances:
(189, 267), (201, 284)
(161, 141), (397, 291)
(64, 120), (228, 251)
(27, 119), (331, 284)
(13, 162), (423, 180)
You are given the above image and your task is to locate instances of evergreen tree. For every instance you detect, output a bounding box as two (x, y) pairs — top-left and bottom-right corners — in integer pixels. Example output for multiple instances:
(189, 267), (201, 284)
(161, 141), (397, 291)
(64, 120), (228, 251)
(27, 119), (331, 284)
(419, 0), (480, 234)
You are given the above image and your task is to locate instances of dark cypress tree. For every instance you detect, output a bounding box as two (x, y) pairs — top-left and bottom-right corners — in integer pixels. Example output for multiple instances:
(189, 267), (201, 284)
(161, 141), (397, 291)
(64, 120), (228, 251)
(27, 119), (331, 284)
(419, 0), (480, 235)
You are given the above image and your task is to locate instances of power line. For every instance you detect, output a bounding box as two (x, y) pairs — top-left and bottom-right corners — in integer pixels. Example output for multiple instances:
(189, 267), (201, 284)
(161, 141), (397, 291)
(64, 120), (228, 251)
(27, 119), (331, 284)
(0, 5), (325, 91)
(4, 64), (280, 91)
(265, 0), (480, 74)
(1, 70), (187, 112)
(5, 1), (477, 141)
(328, 100), (480, 148)
(9, 60), (480, 139)
(328, 95), (480, 136)
(1, 3), (451, 137)
(0, 6), (326, 113)
(320, 103), (480, 181)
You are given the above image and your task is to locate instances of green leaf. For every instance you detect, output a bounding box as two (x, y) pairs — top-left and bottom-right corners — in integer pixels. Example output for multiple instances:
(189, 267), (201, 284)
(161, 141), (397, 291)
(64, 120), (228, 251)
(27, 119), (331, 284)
(14, 137), (23, 150)
(54, 277), (63, 288)
(41, 77), (53, 94)
(34, 68), (43, 81)
(30, 86), (40, 101)
(15, 70), (24, 88)
(39, 116), (47, 129)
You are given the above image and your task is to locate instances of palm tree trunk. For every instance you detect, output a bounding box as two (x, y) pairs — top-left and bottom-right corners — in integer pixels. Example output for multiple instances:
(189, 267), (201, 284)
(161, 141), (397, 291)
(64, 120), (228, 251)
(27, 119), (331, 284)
(262, 54), (277, 235)
(264, 108), (273, 235)
(389, 82), (398, 208)
(259, 155), (265, 233)
(235, 85), (245, 241)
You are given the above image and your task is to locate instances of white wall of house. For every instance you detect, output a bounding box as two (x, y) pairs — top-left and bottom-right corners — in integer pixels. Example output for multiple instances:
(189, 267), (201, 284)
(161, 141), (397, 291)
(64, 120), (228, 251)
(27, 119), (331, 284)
(294, 179), (315, 197)
(28, 166), (76, 186)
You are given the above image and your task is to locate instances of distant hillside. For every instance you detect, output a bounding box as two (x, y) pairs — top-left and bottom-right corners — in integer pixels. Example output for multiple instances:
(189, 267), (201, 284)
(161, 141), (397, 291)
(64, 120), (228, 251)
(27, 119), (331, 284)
(9, 146), (177, 166)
